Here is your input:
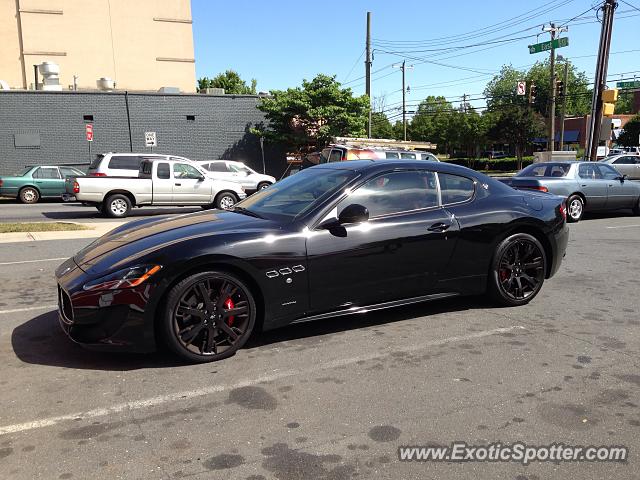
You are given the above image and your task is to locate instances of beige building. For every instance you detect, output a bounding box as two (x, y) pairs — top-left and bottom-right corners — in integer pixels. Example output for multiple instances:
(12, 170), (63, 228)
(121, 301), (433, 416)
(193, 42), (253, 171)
(0, 0), (196, 92)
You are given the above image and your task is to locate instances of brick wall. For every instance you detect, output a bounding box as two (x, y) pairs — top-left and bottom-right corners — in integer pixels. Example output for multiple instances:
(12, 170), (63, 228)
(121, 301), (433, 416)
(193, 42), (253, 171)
(0, 91), (286, 176)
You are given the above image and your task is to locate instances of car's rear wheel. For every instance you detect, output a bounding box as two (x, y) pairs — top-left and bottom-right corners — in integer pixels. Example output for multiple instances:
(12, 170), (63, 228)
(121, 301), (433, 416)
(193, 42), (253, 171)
(257, 182), (272, 191)
(19, 187), (39, 204)
(215, 192), (238, 210)
(162, 271), (256, 363)
(104, 194), (132, 218)
(488, 233), (546, 307)
(566, 194), (584, 223)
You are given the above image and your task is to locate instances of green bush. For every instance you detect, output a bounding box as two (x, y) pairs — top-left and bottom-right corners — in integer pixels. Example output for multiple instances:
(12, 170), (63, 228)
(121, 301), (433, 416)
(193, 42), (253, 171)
(444, 157), (533, 172)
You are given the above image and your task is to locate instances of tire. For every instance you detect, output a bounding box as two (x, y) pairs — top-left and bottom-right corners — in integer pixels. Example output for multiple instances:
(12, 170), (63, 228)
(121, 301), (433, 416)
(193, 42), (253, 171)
(257, 182), (272, 191)
(96, 204), (104, 213)
(215, 192), (238, 211)
(104, 194), (132, 218)
(19, 187), (39, 204)
(488, 233), (547, 307)
(162, 271), (256, 363)
(633, 197), (640, 216)
(566, 194), (584, 223)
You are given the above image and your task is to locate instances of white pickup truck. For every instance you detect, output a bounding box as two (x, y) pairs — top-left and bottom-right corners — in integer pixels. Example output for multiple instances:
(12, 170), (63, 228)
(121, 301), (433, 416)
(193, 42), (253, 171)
(67, 158), (246, 218)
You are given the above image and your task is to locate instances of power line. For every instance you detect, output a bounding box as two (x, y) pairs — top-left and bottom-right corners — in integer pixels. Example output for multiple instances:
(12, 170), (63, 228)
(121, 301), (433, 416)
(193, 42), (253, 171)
(342, 49), (365, 83)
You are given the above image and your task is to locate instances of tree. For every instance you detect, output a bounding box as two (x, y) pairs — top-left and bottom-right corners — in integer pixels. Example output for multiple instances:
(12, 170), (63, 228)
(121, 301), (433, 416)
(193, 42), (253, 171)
(370, 112), (394, 139)
(488, 106), (545, 169)
(255, 74), (369, 152)
(616, 91), (638, 115)
(617, 114), (640, 147)
(526, 60), (591, 117)
(484, 65), (527, 111)
(197, 70), (257, 94)
(409, 96), (454, 152)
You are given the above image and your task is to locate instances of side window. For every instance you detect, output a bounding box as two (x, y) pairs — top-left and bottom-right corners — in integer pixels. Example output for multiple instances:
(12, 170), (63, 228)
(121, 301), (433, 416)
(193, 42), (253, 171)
(328, 149), (343, 163)
(173, 163), (202, 179)
(400, 152), (416, 159)
(597, 164), (621, 180)
(438, 173), (475, 204)
(578, 164), (602, 179)
(59, 167), (80, 178)
(157, 163), (170, 179)
(33, 167), (60, 179)
(385, 152), (400, 159)
(108, 156), (141, 170)
(613, 156), (635, 165)
(338, 171), (439, 218)
(207, 162), (228, 172)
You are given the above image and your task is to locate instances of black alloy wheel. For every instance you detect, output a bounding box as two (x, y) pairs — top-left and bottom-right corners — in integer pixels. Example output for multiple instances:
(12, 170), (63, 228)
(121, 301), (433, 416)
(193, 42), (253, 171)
(163, 271), (256, 363)
(489, 233), (546, 306)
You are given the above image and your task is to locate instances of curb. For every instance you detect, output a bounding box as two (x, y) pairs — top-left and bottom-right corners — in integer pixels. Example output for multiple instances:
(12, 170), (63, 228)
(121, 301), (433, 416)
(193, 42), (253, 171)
(0, 221), (125, 244)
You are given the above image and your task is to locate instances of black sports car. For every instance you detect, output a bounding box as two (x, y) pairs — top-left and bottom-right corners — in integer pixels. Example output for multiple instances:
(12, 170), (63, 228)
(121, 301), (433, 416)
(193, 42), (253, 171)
(56, 160), (569, 363)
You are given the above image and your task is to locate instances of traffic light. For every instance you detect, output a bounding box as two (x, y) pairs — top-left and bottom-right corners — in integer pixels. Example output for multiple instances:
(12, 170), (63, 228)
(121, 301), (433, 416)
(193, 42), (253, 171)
(529, 83), (537, 104)
(556, 79), (564, 97)
(602, 89), (618, 117)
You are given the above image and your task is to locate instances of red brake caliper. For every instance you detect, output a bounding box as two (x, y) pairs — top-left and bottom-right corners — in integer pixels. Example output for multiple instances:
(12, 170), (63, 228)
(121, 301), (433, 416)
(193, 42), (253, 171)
(224, 298), (235, 326)
(499, 269), (510, 282)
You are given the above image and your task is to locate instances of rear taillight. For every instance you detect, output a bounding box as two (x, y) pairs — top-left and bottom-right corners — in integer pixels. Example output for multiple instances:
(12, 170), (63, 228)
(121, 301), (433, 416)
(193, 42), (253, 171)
(559, 202), (567, 220)
(73, 181), (80, 194)
(90, 172), (107, 177)
(0, 179), (3, 187)
(528, 185), (548, 192)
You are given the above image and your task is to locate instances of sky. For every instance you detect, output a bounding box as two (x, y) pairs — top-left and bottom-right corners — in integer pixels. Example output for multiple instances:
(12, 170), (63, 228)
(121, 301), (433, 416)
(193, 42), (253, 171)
(192, 0), (640, 119)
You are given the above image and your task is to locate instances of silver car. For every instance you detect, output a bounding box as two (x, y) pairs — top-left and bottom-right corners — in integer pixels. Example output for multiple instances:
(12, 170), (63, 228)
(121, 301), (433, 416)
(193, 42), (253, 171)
(600, 154), (640, 180)
(510, 161), (640, 222)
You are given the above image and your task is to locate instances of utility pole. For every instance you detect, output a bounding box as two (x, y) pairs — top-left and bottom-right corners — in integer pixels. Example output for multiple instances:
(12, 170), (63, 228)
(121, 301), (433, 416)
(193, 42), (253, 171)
(587, 0), (617, 161)
(393, 60), (413, 141)
(558, 59), (569, 150)
(365, 11), (372, 138)
(462, 93), (467, 113)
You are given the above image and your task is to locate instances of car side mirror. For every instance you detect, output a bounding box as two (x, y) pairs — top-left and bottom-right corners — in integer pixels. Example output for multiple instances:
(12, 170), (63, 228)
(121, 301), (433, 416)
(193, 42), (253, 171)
(617, 174), (628, 181)
(198, 174), (205, 181)
(338, 204), (369, 225)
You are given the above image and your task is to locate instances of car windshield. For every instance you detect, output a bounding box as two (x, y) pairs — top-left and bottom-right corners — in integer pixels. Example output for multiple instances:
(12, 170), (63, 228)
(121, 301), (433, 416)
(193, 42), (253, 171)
(517, 163), (571, 177)
(235, 167), (357, 220)
(14, 166), (32, 176)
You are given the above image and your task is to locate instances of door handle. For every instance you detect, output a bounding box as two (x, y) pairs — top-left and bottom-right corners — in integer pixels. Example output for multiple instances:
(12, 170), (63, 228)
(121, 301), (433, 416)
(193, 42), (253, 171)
(427, 222), (450, 232)
(175, 183), (181, 186)
(581, 184), (587, 187)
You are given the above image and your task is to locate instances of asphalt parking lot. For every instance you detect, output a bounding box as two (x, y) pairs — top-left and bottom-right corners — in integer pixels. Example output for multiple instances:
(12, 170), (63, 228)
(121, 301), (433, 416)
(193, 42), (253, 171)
(1, 212), (640, 479)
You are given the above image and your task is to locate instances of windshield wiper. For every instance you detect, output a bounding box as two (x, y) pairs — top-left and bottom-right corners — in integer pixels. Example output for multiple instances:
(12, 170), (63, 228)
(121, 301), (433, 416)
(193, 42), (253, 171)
(232, 206), (263, 219)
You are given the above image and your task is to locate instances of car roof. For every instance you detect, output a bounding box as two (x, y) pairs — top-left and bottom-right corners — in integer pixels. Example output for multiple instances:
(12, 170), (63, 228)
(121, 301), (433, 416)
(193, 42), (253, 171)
(315, 159), (482, 176)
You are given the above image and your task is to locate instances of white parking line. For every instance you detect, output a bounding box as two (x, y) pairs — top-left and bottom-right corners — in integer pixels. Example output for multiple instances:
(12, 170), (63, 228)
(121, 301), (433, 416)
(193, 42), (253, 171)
(606, 224), (640, 229)
(0, 305), (57, 315)
(0, 325), (524, 436)
(0, 257), (67, 266)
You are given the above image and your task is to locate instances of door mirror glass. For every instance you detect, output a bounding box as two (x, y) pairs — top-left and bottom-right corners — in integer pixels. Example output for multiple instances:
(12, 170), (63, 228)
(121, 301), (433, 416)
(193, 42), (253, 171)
(338, 204), (369, 225)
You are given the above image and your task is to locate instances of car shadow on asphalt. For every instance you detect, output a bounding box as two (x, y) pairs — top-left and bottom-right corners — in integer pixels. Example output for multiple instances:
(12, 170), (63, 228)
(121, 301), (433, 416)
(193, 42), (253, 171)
(11, 296), (492, 371)
(42, 205), (202, 220)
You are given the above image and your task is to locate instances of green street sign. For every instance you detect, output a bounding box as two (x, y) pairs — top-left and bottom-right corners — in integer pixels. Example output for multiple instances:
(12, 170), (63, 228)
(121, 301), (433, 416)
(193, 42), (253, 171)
(528, 37), (569, 54)
(616, 80), (640, 89)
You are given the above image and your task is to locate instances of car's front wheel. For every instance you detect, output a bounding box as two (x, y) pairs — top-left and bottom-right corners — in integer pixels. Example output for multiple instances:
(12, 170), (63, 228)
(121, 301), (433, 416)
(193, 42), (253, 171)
(215, 192), (238, 210)
(104, 194), (132, 218)
(257, 182), (272, 191)
(566, 194), (584, 223)
(488, 233), (546, 307)
(19, 187), (40, 204)
(162, 271), (256, 363)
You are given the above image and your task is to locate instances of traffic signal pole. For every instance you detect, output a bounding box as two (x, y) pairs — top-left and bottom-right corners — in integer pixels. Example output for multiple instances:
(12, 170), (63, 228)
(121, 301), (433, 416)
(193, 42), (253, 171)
(587, 0), (617, 161)
(559, 61), (569, 150)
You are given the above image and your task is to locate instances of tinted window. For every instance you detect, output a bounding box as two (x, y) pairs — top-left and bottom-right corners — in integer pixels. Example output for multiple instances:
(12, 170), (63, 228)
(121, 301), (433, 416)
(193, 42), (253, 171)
(518, 163), (570, 177)
(173, 163), (202, 179)
(237, 167), (356, 220)
(33, 167), (60, 179)
(339, 171), (438, 218)
(157, 163), (170, 179)
(60, 167), (83, 177)
(108, 156), (141, 170)
(597, 164), (621, 180)
(89, 154), (104, 169)
(613, 156), (637, 165)
(400, 152), (416, 159)
(438, 173), (475, 204)
(519, 165), (547, 177)
(328, 149), (343, 163)
(385, 152), (400, 159)
(207, 162), (228, 172)
(578, 164), (603, 179)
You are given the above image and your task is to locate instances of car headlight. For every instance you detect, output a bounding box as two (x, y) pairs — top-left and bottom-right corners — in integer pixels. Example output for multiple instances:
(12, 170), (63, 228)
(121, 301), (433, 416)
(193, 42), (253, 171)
(83, 265), (162, 291)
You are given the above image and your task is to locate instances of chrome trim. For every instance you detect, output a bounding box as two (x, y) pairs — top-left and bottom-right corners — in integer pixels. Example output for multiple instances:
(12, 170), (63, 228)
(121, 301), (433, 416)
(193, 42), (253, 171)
(266, 270), (279, 278)
(278, 267), (292, 275)
(292, 265), (305, 272)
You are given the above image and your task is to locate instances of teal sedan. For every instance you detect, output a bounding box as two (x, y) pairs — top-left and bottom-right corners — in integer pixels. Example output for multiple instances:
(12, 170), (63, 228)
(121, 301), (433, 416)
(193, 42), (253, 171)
(0, 165), (85, 203)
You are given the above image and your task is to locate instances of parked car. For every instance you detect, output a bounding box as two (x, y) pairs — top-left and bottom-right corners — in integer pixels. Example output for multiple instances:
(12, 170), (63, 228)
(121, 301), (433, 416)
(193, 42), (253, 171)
(510, 161), (640, 222)
(197, 160), (276, 193)
(600, 154), (640, 179)
(87, 152), (192, 177)
(0, 165), (85, 203)
(56, 159), (568, 363)
(482, 150), (507, 159)
(68, 158), (245, 218)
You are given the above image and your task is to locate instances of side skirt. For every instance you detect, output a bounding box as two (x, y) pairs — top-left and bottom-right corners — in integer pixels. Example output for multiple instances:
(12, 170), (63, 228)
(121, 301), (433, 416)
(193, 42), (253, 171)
(291, 292), (460, 325)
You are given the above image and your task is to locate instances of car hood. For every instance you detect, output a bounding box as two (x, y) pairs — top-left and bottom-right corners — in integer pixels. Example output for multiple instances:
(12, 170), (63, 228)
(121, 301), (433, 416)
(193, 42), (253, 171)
(73, 209), (278, 269)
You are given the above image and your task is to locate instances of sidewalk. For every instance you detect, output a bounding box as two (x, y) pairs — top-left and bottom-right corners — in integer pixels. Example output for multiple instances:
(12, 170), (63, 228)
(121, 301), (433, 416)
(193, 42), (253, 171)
(0, 221), (125, 244)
